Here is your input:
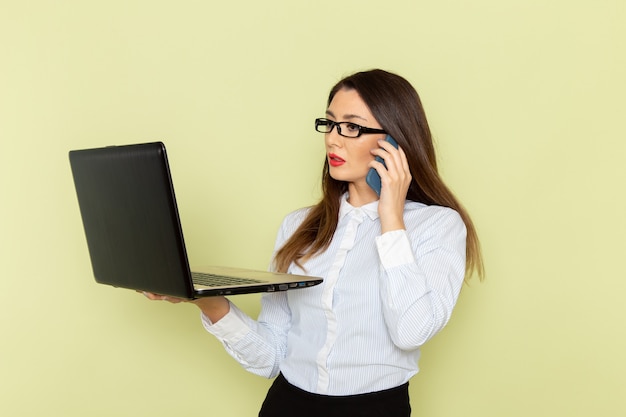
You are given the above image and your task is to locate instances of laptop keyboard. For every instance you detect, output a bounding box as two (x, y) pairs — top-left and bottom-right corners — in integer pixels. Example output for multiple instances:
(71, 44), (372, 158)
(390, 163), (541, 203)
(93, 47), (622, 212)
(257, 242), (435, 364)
(192, 272), (266, 287)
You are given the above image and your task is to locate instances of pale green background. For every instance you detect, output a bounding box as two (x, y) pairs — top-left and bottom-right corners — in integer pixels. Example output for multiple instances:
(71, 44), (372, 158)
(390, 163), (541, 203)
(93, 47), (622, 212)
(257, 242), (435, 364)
(1, 0), (625, 416)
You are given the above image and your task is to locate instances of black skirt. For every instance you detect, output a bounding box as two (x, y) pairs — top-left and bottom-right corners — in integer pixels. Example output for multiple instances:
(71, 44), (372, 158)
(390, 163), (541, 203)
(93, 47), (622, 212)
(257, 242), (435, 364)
(258, 374), (411, 417)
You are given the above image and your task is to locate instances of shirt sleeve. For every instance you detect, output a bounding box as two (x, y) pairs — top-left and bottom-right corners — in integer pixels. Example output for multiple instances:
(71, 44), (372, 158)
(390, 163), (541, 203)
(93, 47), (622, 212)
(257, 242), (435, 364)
(201, 301), (253, 344)
(197, 209), (307, 378)
(375, 207), (467, 350)
(375, 229), (416, 268)
(200, 293), (291, 378)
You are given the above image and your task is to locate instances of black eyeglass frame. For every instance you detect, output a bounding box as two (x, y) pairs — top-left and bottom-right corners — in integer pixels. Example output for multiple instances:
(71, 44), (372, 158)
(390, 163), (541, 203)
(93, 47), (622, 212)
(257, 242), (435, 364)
(315, 118), (387, 138)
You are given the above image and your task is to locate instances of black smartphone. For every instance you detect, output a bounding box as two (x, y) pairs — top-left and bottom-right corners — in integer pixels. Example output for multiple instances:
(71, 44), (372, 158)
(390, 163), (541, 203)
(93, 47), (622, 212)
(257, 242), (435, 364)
(366, 135), (399, 196)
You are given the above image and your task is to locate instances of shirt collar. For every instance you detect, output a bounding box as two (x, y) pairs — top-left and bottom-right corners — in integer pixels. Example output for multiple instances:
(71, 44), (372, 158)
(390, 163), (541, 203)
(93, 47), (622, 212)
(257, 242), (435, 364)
(338, 193), (380, 221)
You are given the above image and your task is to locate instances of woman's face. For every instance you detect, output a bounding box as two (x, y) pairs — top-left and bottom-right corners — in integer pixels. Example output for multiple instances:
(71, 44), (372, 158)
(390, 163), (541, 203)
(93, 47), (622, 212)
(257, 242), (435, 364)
(324, 88), (387, 188)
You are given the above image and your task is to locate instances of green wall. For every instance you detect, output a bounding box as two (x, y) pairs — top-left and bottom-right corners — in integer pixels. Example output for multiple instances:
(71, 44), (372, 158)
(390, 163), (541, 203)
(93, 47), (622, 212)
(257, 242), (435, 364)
(1, 1), (624, 415)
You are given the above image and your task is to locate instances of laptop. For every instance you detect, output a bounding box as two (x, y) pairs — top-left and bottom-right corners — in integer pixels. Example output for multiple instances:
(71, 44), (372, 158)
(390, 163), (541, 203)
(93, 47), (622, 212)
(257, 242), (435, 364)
(69, 142), (322, 298)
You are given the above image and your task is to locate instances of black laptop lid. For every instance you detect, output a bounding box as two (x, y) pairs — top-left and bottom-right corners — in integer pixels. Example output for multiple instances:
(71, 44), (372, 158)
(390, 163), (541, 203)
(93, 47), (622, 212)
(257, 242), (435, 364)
(69, 142), (194, 298)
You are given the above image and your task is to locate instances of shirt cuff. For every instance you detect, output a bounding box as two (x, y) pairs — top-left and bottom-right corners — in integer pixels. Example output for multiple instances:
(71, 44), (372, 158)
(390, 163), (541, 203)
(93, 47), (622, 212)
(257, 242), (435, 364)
(375, 229), (416, 269)
(201, 301), (251, 345)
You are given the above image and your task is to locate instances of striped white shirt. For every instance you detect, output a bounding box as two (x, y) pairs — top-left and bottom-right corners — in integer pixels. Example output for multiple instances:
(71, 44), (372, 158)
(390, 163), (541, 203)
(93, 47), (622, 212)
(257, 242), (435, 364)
(202, 194), (466, 395)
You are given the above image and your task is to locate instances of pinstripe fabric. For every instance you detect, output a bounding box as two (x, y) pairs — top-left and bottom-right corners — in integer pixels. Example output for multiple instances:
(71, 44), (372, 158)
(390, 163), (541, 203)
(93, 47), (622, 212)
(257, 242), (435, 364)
(203, 194), (466, 396)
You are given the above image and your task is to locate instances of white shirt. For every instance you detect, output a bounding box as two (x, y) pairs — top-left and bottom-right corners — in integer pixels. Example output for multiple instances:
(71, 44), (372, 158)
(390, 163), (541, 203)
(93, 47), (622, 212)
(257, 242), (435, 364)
(202, 194), (467, 395)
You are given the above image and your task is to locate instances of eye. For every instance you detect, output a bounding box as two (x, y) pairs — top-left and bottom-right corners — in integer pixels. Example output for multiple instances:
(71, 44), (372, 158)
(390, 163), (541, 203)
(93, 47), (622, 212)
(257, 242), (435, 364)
(315, 119), (331, 128)
(345, 123), (361, 133)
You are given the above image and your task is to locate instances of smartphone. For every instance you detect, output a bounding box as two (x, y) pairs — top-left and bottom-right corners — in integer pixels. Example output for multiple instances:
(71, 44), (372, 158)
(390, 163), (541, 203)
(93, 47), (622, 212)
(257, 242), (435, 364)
(366, 135), (399, 196)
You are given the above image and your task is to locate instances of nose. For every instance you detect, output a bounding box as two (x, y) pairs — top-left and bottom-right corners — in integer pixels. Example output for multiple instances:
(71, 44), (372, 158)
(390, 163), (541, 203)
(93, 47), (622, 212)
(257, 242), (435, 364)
(324, 126), (343, 149)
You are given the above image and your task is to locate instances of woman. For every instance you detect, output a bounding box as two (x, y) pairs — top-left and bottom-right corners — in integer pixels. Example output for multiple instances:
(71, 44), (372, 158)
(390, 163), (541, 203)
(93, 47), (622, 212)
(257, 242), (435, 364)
(146, 69), (483, 416)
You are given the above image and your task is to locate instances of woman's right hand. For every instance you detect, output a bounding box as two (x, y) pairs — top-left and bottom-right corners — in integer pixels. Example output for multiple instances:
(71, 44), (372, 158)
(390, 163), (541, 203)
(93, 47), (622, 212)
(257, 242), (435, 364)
(190, 296), (230, 323)
(140, 291), (230, 323)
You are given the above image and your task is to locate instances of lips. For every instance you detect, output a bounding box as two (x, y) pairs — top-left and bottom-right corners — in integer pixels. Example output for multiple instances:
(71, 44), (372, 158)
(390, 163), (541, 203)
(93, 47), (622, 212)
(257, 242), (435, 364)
(328, 153), (345, 167)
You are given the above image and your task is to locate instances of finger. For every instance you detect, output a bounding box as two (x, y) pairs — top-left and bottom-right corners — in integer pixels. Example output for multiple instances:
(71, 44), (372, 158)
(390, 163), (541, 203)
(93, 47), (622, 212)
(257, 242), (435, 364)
(370, 148), (397, 172)
(141, 291), (182, 303)
(377, 138), (400, 154)
(142, 291), (159, 300)
(398, 146), (410, 173)
(375, 140), (404, 171)
(370, 149), (402, 180)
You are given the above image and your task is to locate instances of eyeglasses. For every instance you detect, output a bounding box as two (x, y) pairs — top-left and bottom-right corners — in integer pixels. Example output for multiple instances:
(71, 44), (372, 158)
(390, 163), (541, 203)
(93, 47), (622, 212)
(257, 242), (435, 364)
(314, 118), (386, 138)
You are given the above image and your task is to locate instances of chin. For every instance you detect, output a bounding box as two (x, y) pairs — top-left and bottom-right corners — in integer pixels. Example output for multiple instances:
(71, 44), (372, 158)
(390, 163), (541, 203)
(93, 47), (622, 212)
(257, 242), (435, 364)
(328, 168), (365, 184)
(328, 172), (352, 183)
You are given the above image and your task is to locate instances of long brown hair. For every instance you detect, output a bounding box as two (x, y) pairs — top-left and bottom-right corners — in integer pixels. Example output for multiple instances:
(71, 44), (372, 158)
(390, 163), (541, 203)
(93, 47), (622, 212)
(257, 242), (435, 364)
(274, 69), (484, 281)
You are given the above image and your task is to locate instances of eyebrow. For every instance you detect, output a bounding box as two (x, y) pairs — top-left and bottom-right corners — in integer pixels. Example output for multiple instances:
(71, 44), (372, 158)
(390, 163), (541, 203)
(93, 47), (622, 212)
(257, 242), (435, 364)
(325, 109), (368, 122)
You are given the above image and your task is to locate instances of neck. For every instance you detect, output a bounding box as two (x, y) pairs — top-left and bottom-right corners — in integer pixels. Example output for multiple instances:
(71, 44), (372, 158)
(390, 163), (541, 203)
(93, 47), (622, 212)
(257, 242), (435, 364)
(347, 182), (379, 207)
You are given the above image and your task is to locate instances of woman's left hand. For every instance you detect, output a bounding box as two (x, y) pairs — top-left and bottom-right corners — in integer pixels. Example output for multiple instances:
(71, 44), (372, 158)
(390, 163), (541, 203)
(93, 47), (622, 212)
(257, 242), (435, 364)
(369, 139), (412, 233)
(140, 291), (186, 303)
